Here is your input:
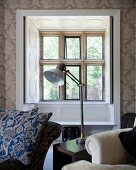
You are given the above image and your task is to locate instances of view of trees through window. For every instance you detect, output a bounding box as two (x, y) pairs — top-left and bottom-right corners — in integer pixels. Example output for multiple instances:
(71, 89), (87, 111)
(65, 37), (80, 59)
(87, 36), (102, 59)
(43, 37), (59, 59)
(65, 66), (80, 99)
(41, 32), (104, 101)
(87, 65), (103, 100)
(43, 65), (59, 100)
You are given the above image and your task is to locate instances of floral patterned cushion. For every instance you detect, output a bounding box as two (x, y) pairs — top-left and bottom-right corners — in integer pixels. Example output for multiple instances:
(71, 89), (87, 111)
(0, 108), (38, 133)
(0, 108), (38, 122)
(0, 137), (10, 164)
(0, 109), (52, 165)
(0, 108), (19, 163)
(0, 109), (11, 120)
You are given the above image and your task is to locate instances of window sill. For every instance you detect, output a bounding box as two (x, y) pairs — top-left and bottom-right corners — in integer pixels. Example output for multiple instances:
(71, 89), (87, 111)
(37, 101), (109, 105)
(54, 121), (115, 126)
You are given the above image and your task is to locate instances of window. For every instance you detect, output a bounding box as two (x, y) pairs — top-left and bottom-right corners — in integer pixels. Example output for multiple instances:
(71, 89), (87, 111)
(17, 10), (120, 126)
(40, 32), (105, 101)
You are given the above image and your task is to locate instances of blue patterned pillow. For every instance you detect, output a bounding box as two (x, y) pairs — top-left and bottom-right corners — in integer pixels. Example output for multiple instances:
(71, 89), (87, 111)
(0, 109), (15, 121)
(0, 109), (16, 163)
(0, 134), (10, 163)
(1, 109), (52, 165)
(0, 108), (39, 162)
(0, 108), (38, 118)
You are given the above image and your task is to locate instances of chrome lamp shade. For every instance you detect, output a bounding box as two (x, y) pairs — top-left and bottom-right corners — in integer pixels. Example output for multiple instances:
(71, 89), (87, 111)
(43, 63), (85, 144)
(43, 68), (64, 86)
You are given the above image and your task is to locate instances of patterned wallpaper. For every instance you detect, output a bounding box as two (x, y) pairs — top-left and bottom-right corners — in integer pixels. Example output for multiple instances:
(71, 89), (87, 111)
(135, 1), (136, 113)
(1, 0), (136, 114)
(0, 0), (6, 108)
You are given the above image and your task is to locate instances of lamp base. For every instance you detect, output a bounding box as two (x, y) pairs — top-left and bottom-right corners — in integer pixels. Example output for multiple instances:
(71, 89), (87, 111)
(76, 137), (86, 145)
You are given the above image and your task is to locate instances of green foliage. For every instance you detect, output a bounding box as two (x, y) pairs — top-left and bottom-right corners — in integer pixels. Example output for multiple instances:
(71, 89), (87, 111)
(66, 66), (79, 99)
(87, 66), (102, 100)
(87, 36), (102, 59)
(43, 65), (59, 100)
(43, 37), (59, 59)
(66, 38), (80, 59)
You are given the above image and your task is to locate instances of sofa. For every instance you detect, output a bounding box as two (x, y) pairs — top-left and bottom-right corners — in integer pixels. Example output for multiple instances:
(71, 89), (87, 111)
(0, 108), (61, 170)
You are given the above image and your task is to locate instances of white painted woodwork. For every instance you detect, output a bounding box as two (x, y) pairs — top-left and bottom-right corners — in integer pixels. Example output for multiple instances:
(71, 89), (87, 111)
(28, 16), (109, 30)
(105, 16), (112, 103)
(36, 102), (115, 125)
(25, 18), (39, 103)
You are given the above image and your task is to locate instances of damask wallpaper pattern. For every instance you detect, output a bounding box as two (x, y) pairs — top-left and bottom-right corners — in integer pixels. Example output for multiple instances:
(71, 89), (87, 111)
(0, 0), (6, 108)
(0, 0), (136, 114)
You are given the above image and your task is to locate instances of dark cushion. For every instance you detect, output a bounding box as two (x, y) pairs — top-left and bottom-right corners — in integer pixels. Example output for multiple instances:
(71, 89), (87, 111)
(118, 126), (136, 160)
(0, 109), (52, 165)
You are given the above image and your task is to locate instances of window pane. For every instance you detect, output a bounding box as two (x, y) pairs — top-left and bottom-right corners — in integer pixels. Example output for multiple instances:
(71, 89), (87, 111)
(87, 65), (103, 100)
(65, 37), (80, 59)
(87, 36), (102, 59)
(43, 65), (59, 100)
(43, 37), (59, 59)
(66, 66), (80, 99)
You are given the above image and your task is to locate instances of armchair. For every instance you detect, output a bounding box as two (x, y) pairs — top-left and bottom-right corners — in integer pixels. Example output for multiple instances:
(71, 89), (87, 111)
(62, 113), (136, 170)
(62, 128), (136, 170)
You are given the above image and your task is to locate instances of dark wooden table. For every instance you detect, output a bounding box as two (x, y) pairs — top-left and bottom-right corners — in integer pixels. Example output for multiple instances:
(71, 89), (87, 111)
(53, 139), (91, 170)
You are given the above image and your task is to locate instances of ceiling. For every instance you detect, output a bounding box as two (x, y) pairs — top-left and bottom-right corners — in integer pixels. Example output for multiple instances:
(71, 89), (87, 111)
(28, 16), (109, 31)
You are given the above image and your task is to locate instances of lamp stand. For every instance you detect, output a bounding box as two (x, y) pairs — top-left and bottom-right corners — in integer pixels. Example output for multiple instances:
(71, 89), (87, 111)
(76, 85), (86, 144)
(65, 70), (86, 144)
(44, 63), (86, 144)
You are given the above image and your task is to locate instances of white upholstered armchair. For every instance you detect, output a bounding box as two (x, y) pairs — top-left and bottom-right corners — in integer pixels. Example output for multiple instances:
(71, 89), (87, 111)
(62, 128), (136, 170)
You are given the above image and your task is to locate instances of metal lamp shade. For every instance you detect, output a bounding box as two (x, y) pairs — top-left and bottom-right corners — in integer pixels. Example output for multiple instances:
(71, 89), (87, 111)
(43, 68), (64, 86)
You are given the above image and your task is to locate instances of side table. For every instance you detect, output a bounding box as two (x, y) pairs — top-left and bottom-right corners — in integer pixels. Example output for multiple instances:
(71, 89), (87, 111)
(53, 139), (91, 170)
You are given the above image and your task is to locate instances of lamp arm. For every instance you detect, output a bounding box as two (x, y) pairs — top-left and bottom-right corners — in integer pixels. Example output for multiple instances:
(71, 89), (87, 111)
(65, 70), (83, 86)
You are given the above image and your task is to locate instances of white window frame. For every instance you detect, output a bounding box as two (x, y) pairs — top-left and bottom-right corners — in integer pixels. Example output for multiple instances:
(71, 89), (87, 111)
(16, 9), (120, 128)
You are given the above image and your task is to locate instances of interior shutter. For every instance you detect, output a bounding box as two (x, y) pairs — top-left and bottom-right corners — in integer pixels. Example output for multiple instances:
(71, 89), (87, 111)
(25, 17), (39, 103)
(110, 16), (113, 104)
(105, 16), (113, 104)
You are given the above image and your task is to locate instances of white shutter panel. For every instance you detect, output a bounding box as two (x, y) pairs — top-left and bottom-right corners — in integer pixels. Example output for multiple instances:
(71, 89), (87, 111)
(25, 17), (39, 103)
(105, 16), (113, 104)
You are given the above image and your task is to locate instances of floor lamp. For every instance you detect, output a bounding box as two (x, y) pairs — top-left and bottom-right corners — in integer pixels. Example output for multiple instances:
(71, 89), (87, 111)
(43, 63), (85, 144)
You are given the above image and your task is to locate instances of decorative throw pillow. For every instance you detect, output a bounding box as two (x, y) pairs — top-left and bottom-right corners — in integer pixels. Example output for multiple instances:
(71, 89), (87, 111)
(8, 108), (38, 117)
(118, 126), (136, 161)
(0, 108), (38, 118)
(0, 109), (17, 163)
(0, 109), (10, 120)
(1, 109), (52, 165)
(0, 108), (38, 132)
(0, 134), (11, 163)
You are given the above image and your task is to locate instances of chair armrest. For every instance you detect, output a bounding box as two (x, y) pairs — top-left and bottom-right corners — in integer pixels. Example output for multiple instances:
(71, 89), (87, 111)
(85, 128), (132, 164)
(27, 121), (61, 170)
